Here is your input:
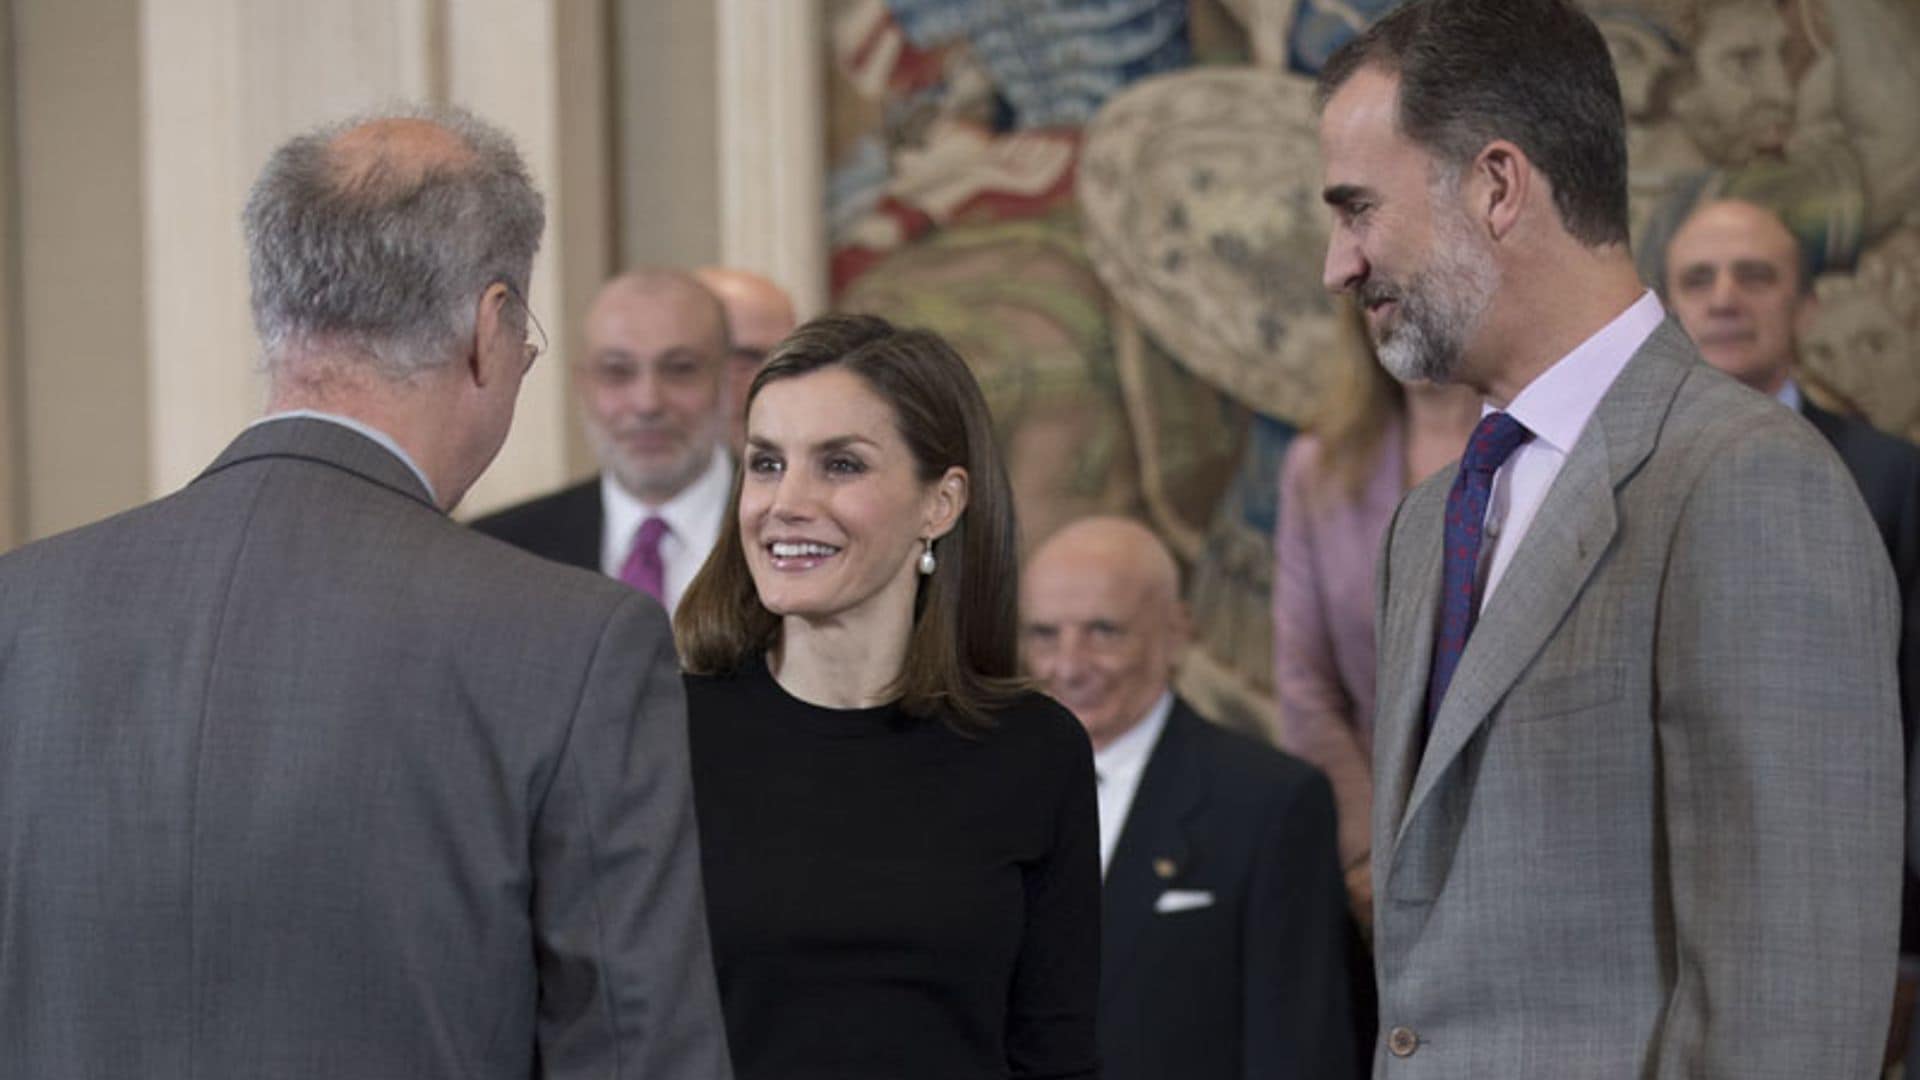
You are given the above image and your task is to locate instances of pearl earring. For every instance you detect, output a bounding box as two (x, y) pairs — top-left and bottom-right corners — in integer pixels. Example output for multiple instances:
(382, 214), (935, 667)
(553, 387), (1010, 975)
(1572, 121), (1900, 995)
(918, 538), (937, 576)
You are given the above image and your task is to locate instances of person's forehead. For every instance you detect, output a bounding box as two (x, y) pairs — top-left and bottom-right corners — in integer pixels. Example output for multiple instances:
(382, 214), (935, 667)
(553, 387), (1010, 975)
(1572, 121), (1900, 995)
(1667, 202), (1798, 270)
(1025, 545), (1167, 618)
(748, 368), (897, 437)
(1320, 66), (1434, 194)
(1320, 66), (1403, 146)
(588, 286), (724, 349)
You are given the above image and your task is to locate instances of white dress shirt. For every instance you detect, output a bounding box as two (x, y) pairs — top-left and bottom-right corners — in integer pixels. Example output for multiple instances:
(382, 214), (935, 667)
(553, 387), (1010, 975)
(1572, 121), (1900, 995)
(1479, 291), (1666, 609)
(1092, 690), (1173, 878)
(599, 446), (732, 615)
(249, 409), (437, 505)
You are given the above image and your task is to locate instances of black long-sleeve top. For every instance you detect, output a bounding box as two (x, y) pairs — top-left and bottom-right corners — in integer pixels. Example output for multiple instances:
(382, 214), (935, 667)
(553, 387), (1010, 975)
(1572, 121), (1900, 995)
(686, 658), (1101, 1080)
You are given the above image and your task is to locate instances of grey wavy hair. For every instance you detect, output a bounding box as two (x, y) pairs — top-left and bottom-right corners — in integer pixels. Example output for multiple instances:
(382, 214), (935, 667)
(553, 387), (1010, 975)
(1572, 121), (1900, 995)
(242, 105), (545, 377)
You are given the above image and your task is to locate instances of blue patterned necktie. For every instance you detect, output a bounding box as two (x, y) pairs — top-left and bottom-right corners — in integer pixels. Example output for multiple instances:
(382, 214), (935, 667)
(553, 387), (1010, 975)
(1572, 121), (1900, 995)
(1426, 412), (1532, 728)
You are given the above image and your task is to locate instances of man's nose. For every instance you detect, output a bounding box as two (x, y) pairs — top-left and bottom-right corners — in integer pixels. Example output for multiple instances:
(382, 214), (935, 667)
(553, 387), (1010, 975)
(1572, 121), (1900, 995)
(1324, 228), (1367, 295)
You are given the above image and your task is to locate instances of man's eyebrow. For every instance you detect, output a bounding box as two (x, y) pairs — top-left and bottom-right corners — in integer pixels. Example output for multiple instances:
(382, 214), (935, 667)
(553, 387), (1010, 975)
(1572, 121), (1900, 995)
(1323, 183), (1371, 209)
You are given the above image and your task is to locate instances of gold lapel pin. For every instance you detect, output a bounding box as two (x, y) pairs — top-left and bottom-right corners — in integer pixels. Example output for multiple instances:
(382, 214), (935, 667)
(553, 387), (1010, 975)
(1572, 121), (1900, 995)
(1153, 858), (1178, 880)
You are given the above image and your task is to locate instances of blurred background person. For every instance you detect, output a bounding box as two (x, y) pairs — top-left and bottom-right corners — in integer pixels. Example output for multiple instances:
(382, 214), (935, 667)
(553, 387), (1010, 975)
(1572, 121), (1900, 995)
(0, 108), (728, 1079)
(1663, 195), (1920, 1072)
(674, 314), (1099, 1080)
(1023, 515), (1363, 1080)
(474, 268), (732, 616)
(1270, 307), (1479, 929)
(693, 266), (799, 454)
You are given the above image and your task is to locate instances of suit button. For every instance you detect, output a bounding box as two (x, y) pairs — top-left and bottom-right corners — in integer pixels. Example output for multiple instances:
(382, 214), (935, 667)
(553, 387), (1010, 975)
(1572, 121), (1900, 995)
(1387, 1026), (1419, 1057)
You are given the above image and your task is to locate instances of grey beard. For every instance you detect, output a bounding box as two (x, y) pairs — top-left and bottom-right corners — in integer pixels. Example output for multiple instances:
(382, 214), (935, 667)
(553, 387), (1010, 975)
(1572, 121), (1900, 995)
(1371, 223), (1498, 386)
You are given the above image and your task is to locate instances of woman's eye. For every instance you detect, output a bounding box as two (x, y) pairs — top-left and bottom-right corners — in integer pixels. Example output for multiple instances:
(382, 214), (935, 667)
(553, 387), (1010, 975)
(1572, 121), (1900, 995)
(825, 456), (866, 476)
(747, 454), (782, 475)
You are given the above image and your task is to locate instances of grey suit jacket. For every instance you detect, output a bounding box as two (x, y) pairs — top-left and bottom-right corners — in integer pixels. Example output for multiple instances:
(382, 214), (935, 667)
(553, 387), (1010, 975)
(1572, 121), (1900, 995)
(1371, 320), (1903, 1077)
(0, 419), (731, 1079)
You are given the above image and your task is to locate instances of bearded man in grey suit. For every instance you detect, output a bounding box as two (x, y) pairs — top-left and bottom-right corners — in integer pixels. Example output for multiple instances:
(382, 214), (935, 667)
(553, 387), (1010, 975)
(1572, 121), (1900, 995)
(1315, 1), (1903, 1076)
(0, 109), (731, 1079)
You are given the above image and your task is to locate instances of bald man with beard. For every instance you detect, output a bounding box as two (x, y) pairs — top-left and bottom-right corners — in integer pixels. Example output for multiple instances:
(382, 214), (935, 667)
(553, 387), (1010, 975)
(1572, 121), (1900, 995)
(474, 268), (736, 617)
(1021, 517), (1363, 1080)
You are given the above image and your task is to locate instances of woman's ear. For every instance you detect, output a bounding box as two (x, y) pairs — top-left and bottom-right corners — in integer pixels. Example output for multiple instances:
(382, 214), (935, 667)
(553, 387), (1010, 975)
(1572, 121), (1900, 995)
(924, 466), (970, 540)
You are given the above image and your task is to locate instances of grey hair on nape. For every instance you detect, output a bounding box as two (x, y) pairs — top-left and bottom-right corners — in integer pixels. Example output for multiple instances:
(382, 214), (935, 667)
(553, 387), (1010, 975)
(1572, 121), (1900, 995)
(242, 103), (546, 379)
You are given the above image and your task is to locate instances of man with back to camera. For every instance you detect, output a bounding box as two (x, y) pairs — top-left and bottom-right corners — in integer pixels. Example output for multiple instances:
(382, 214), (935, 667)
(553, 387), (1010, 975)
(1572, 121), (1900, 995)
(1021, 516), (1361, 1080)
(692, 266), (798, 454)
(0, 107), (730, 1079)
(1316, 1), (1902, 1075)
(1663, 195), (1920, 1067)
(473, 267), (734, 615)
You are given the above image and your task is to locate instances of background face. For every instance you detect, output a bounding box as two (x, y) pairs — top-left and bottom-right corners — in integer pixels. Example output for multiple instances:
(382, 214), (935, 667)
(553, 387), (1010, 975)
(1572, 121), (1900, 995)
(1021, 558), (1179, 748)
(1666, 201), (1808, 394)
(575, 283), (729, 505)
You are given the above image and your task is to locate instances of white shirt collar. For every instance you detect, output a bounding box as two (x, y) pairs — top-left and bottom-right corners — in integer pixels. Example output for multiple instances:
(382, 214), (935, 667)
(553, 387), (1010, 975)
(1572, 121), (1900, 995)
(599, 445), (734, 612)
(1092, 689), (1174, 877)
(1776, 378), (1803, 411)
(249, 409), (437, 504)
(1495, 290), (1666, 454)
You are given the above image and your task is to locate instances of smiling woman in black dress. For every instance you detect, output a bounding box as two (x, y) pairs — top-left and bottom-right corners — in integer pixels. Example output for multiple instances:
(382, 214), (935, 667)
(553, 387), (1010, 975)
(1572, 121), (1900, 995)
(674, 314), (1099, 1080)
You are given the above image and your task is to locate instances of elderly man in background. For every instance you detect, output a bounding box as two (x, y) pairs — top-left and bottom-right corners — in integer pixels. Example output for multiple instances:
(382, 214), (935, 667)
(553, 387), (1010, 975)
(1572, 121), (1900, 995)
(474, 268), (733, 615)
(0, 108), (729, 1078)
(1021, 516), (1361, 1080)
(693, 266), (797, 453)
(1664, 196), (1920, 1070)
(1319, 0), (1902, 1073)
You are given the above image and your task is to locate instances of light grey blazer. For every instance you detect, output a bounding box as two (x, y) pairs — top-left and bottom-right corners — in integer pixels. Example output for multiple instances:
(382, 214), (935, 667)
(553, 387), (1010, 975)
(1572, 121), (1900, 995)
(0, 419), (731, 1079)
(1370, 320), (1904, 1078)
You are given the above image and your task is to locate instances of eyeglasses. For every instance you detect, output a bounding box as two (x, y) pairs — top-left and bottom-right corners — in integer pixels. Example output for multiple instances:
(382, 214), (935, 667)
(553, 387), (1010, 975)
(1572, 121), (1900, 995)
(501, 281), (550, 374)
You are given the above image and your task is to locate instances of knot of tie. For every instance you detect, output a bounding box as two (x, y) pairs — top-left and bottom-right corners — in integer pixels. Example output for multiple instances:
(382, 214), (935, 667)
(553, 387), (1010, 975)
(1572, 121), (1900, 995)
(1461, 411), (1531, 477)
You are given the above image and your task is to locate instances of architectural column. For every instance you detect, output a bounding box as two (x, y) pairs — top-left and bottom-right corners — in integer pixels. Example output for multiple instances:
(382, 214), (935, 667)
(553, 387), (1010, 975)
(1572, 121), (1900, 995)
(715, 0), (827, 318)
(0, 0), (18, 550)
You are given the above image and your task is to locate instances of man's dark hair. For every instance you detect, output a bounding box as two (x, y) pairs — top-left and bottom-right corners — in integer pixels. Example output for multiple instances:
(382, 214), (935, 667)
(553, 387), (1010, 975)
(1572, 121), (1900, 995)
(1316, 0), (1630, 248)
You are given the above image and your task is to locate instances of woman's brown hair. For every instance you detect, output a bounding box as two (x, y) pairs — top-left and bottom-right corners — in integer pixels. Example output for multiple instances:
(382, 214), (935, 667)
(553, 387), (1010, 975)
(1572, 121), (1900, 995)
(675, 313), (1024, 728)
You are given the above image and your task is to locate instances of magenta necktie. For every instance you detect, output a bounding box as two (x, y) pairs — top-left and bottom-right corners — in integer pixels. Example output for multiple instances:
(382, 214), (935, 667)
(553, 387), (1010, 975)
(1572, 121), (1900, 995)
(1426, 412), (1531, 729)
(619, 516), (670, 604)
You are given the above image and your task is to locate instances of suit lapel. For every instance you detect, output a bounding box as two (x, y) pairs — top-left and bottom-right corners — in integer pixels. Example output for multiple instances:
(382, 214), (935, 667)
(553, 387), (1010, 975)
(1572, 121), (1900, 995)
(1373, 484), (1447, 848)
(1100, 703), (1204, 1005)
(197, 417), (438, 509)
(557, 480), (607, 572)
(1394, 319), (1695, 841)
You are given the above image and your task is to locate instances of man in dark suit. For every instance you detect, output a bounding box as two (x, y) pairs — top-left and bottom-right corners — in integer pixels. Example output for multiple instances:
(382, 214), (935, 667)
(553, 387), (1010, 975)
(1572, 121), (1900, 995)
(1320, 2), (1899, 1074)
(0, 108), (731, 1078)
(1020, 516), (1358, 1080)
(472, 268), (736, 616)
(1664, 195), (1920, 1067)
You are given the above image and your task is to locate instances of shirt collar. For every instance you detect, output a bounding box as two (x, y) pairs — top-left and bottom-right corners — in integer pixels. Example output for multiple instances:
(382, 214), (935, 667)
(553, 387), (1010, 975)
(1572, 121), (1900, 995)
(601, 444), (733, 547)
(249, 409), (438, 504)
(1776, 378), (1803, 411)
(1093, 689), (1174, 782)
(1495, 290), (1666, 455)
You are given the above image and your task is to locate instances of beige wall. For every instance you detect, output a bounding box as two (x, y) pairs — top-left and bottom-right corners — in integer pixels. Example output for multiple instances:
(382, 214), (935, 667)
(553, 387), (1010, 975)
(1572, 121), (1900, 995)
(0, 0), (17, 550)
(0, 0), (630, 554)
(13, 0), (149, 542)
(613, 0), (720, 272)
(0, 0), (775, 549)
